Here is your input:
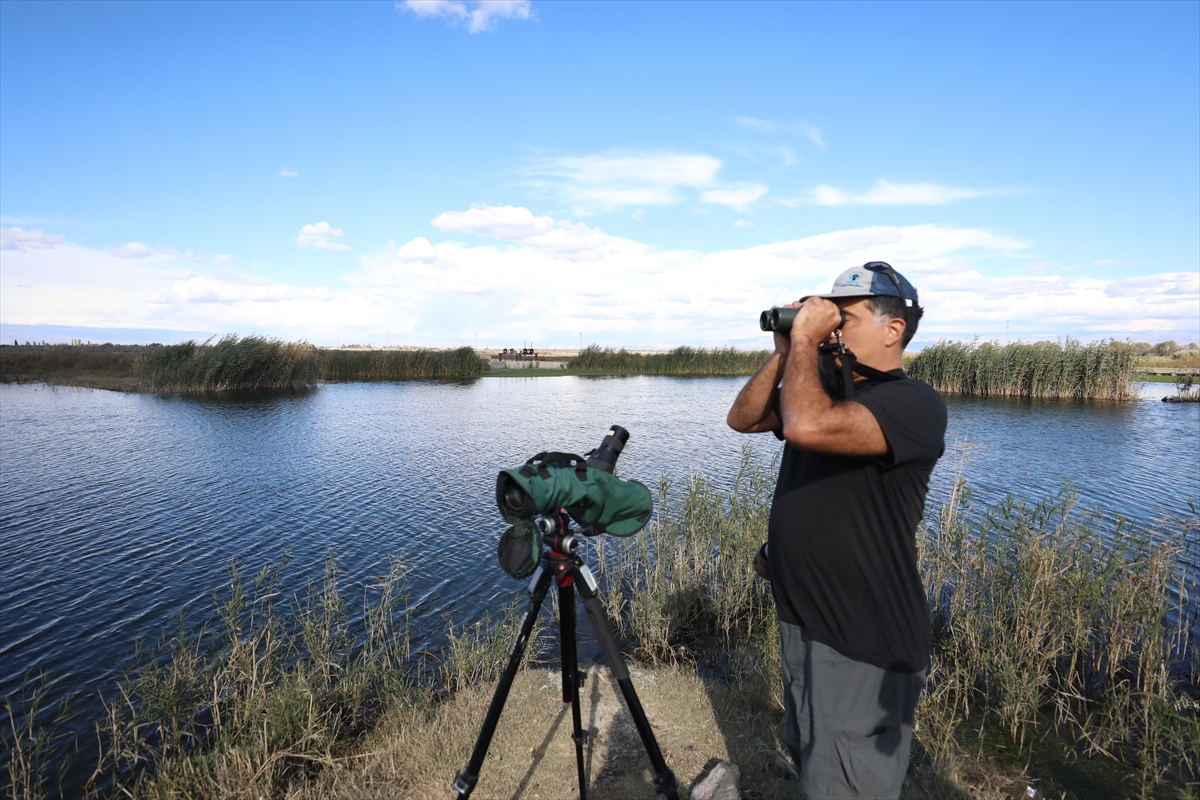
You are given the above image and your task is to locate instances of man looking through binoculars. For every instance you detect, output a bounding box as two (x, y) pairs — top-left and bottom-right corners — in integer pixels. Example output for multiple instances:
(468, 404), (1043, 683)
(727, 262), (947, 800)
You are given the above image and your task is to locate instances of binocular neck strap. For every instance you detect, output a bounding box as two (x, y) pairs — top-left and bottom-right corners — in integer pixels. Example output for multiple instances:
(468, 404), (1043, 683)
(818, 339), (902, 402)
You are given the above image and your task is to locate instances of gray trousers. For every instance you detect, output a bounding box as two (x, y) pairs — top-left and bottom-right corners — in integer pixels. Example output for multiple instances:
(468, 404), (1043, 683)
(779, 622), (926, 800)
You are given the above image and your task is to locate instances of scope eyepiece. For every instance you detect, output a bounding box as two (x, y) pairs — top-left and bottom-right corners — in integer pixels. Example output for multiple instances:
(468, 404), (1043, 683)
(585, 425), (629, 474)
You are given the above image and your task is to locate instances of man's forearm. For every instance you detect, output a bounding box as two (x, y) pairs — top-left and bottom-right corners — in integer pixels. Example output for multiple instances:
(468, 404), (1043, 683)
(779, 334), (835, 431)
(779, 333), (888, 455)
(727, 350), (787, 432)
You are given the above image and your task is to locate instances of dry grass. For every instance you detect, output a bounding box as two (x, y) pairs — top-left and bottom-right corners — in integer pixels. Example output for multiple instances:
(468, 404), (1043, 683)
(1138, 353), (1200, 370)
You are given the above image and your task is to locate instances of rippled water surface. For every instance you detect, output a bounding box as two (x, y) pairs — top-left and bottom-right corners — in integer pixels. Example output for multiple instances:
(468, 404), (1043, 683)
(1, 377), (1197, 787)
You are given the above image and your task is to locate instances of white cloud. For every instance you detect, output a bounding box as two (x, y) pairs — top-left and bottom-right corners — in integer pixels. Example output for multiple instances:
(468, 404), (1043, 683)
(431, 204), (554, 240)
(399, 0), (532, 33)
(811, 179), (1004, 207)
(1, 227), (65, 251)
(4, 218), (1195, 347)
(525, 150), (722, 213)
(737, 116), (825, 148)
(1102, 272), (1198, 299)
(701, 183), (769, 211)
(278, 168), (299, 178)
(733, 220), (754, 228)
(1092, 258), (1145, 267)
(212, 254), (232, 266)
(296, 221), (350, 251)
(105, 242), (184, 259)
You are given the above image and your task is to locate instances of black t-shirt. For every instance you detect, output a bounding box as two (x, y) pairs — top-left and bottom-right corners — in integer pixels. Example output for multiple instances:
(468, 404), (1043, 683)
(768, 372), (947, 673)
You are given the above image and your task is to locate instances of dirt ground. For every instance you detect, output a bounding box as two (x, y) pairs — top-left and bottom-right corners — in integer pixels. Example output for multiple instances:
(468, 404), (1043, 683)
(298, 666), (1038, 800)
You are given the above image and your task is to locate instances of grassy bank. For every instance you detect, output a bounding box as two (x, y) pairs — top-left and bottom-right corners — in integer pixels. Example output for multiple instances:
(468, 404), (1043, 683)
(4, 454), (1197, 798)
(0, 344), (148, 391)
(322, 347), (486, 380)
(568, 345), (771, 376)
(905, 339), (1139, 400)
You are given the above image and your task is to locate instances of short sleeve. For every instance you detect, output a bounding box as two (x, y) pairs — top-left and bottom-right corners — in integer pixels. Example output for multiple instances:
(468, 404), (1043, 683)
(855, 378), (947, 466)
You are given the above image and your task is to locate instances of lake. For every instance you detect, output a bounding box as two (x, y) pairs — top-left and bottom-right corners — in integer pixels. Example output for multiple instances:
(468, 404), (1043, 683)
(1, 377), (1197, 790)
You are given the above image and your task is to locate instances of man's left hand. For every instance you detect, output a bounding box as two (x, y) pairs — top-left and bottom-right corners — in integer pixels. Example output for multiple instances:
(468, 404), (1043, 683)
(790, 297), (842, 345)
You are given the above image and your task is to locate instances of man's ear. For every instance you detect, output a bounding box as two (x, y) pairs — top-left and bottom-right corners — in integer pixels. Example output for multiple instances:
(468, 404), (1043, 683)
(884, 316), (906, 348)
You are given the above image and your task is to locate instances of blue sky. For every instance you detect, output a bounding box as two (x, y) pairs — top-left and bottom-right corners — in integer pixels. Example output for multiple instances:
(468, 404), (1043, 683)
(2, 0), (1197, 348)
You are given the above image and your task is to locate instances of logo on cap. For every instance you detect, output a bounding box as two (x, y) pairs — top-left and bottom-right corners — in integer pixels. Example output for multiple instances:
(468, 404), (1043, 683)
(846, 272), (862, 285)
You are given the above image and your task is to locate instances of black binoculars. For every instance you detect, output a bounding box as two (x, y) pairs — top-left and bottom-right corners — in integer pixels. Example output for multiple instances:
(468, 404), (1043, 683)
(759, 307), (846, 334)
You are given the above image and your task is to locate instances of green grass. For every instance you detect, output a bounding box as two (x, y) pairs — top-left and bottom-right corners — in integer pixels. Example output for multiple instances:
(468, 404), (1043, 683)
(905, 339), (1139, 400)
(568, 345), (771, 376)
(322, 347), (486, 380)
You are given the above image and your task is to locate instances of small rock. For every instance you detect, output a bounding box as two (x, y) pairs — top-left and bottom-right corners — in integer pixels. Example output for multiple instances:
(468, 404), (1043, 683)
(768, 753), (799, 782)
(691, 761), (741, 800)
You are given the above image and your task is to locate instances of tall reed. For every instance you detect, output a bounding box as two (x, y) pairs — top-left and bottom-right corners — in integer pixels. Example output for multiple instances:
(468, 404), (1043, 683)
(596, 446), (781, 689)
(134, 335), (323, 392)
(905, 338), (1139, 400)
(321, 347), (486, 380)
(82, 552), (413, 797)
(920, 475), (1198, 792)
(568, 345), (770, 375)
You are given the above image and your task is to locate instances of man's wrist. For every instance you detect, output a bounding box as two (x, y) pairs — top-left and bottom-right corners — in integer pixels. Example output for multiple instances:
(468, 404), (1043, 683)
(789, 331), (820, 351)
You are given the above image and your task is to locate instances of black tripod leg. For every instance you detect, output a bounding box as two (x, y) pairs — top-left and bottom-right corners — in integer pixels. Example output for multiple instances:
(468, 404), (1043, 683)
(575, 572), (680, 800)
(453, 565), (554, 800)
(558, 581), (588, 800)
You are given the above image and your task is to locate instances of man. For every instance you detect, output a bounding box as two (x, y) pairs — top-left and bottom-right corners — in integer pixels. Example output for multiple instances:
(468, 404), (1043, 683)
(727, 262), (946, 800)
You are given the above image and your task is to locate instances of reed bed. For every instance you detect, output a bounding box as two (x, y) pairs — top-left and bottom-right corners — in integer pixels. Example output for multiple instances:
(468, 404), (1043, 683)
(905, 339), (1139, 400)
(919, 476), (1198, 793)
(321, 347), (486, 381)
(568, 345), (770, 375)
(134, 335), (323, 392)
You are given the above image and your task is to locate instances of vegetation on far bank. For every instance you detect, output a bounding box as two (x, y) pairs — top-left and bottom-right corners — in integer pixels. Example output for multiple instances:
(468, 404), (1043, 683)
(0, 339), (488, 392)
(905, 338), (1141, 400)
(567, 345), (771, 375)
(4, 448), (1196, 799)
(323, 346), (486, 381)
(2, 336), (1197, 395)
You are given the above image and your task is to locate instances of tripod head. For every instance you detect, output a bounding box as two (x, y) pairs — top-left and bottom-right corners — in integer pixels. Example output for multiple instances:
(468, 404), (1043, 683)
(536, 511), (580, 556)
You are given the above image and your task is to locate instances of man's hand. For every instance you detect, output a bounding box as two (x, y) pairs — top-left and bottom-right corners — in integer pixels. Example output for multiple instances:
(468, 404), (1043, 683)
(789, 297), (843, 347)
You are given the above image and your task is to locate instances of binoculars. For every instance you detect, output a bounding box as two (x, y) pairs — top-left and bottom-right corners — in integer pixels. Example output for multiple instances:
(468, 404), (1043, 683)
(759, 307), (847, 334)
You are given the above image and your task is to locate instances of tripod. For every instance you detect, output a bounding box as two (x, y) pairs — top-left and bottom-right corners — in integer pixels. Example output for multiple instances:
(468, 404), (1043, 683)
(453, 523), (680, 800)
